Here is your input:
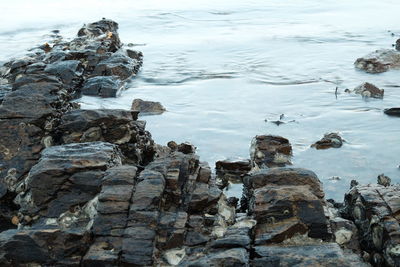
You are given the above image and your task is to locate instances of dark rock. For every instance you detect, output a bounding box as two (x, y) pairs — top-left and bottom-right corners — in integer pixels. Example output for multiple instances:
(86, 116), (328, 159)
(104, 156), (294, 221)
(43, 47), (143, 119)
(250, 135), (292, 168)
(82, 76), (123, 97)
(211, 227), (251, 249)
(377, 173), (391, 187)
(44, 60), (83, 86)
(355, 49), (400, 73)
(330, 217), (360, 251)
(183, 248), (249, 267)
(311, 132), (344, 149)
(93, 53), (141, 80)
(384, 107), (400, 117)
(16, 142), (121, 218)
(254, 218), (308, 245)
(215, 159), (251, 187)
(354, 82), (384, 98)
(252, 243), (369, 267)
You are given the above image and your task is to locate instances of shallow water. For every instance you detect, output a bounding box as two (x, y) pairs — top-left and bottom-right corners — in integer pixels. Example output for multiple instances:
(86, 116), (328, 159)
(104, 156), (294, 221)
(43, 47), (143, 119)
(1, 0), (400, 200)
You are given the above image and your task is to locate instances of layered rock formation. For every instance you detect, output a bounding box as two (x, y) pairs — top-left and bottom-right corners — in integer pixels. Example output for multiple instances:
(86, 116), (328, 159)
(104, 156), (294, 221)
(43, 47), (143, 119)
(1, 19), (397, 267)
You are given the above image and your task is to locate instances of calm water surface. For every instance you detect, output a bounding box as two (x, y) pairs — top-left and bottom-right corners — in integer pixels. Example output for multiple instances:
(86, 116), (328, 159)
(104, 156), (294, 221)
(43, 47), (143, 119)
(1, 0), (400, 200)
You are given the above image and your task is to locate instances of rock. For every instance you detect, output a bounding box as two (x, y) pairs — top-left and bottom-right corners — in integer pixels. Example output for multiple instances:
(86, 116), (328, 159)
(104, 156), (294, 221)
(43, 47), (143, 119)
(131, 98), (166, 115)
(354, 82), (384, 98)
(0, 228), (89, 266)
(216, 159), (251, 187)
(343, 183), (400, 266)
(58, 109), (155, 165)
(330, 217), (360, 251)
(81, 76), (123, 97)
(93, 52), (141, 80)
(16, 142), (121, 218)
(252, 243), (369, 266)
(250, 135), (292, 168)
(355, 49), (400, 73)
(396, 39), (400, 51)
(311, 132), (344, 149)
(44, 60), (83, 87)
(182, 248), (249, 267)
(384, 107), (400, 117)
(377, 173), (391, 187)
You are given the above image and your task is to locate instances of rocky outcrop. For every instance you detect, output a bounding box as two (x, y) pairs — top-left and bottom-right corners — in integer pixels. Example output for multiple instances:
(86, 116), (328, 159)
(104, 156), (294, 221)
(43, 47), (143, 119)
(342, 180), (400, 266)
(250, 135), (292, 168)
(312, 132), (344, 149)
(0, 19), (375, 266)
(354, 49), (400, 73)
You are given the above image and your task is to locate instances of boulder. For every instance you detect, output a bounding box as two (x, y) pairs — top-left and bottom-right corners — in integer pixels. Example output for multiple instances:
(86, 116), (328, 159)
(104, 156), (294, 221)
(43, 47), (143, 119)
(250, 135), (292, 168)
(131, 98), (166, 115)
(311, 132), (344, 149)
(354, 49), (400, 73)
(353, 82), (384, 98)
(81, 76), (123, 97)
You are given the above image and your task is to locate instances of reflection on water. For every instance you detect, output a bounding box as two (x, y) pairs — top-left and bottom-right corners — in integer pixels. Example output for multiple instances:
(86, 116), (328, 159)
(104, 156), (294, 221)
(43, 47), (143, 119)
(1, 0), (400, 200)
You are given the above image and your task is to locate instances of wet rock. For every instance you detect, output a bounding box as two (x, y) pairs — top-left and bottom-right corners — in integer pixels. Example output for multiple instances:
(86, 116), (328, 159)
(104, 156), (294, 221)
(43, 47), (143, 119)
(355, 49), (400, 73)
(396, 39), (400, 51)
(250, 135), (292, 168)
(0, 228), (89, 266)
(16, 142), (121, 218)
(216, 159), (251, 186)
(131, 98), (166, 115)
(78, 19), (119, 38)
(252, 243), (369, 266)
(82, 76), (123, 97)
(354, 82), (384, 98)
(330, 217), (360, 251)
(58, 109), (155, 165)
(92, 52), (141, 80)
(377, 173), (391, 187)
(182, 248), (249, 267)
(311, 132), (344, 149)
(384, 107), (400, 117)
(44, 60), (83, 87)
(343, 183), (400, 266)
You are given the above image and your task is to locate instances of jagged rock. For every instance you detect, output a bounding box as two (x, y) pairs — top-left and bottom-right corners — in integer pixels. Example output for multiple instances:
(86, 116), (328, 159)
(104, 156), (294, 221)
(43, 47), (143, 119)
(353, 82), (384, 98)
(330, 217), (360, 251)
(377, 173), (391, 187)
(16, 142), (121, 219)
(250, 135), (292, 168)
(92, 52), (141, 80)
(384, 108), (400, 117)
(252, 243), (369, 266)
(131, 98), (166, 115)
(44, 60), (83, 87)
(82, 76), (123, 97)
(311, 132), (344, 149)
(182, 248), (249, 267)
(58, 109), (155, 165)
(0, 228), (90, 266)
(343, 183), (400, 266)
(355, 49), (400, 73)
(216, 159), (251, 187)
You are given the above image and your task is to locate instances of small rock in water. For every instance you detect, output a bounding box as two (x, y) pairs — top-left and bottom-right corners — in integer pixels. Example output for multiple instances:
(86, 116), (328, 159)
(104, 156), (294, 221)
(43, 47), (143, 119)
(396, 38), (400, 51)
(384, 107), (400, 117)
(328, 176), (341, 181)
(311, 133), (344, 149)
(131, 98), (166, 115)
(354, 49), (400, 73)
(353, 82), (384, 98)
(250, 135), (292, 168)
(377, 173), (391, 187)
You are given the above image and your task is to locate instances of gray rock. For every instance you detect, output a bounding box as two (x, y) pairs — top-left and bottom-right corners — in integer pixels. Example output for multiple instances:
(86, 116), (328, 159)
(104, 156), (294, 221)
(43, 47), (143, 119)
(355, 49), (400, 73)
(82, 76), (123, 97)
(311, 132), (344, 149)
(250, 135), (292, 168)
(131, 98), (166, 115)
(354, 82), (384, 98)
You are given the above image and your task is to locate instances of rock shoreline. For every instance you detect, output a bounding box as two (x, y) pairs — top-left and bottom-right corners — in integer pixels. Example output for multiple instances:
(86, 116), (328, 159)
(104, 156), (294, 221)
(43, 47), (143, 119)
(0, 19), (398, 266)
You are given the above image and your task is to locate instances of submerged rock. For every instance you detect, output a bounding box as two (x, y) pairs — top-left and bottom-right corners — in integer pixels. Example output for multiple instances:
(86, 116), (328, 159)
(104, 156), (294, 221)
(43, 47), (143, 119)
(384, 107), (400, 117)
(355, 49), (400, 73)
(354, 82), (384, 98)
(311, 132), (344, 149)
(131, 98), (166, 115)
(250, 135), (292, 168)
